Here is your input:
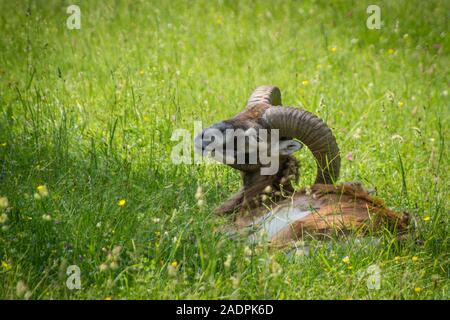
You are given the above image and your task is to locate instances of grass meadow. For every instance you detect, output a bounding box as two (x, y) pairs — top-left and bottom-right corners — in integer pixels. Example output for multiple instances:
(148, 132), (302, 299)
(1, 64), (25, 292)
(0, 0), (448, 299)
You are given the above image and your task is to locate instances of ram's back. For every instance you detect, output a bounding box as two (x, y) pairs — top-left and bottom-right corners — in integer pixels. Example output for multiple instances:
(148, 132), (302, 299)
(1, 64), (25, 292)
(239, 183), (409, 247)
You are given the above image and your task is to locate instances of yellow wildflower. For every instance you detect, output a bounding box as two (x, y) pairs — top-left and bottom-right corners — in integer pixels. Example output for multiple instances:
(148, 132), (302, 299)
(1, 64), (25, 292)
(139, 70), (145, 76)
(1, 260), (11, 270)
(414, 287), (422, 293)
(388, 48), (395, 55)
(118, 199), (126, 207)
(302, 80), (309, 86)
(105, 296), (112, 300)
(398, 101), (404, 107)
(412, 256), (419, 262)
(0, 213), (8, 224)
(0, 197), (9, 209)
(342, 256), (350, 264)
(36, 185), (49, 198)
(167, 263), (178, 277)
(394, 256), (400, 263)
(171, 260), (178, 268)
(330, 46), (337, 53)
(423, 216), (431, 222)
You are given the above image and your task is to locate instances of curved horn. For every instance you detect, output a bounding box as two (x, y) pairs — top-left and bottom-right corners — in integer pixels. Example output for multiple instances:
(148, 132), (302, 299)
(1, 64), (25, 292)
(247, 86), (282, 106)
(262, 106), (340, 184)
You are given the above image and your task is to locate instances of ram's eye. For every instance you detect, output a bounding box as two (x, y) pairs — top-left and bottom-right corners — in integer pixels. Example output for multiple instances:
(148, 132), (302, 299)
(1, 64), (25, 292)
(279, 140), (302, 155)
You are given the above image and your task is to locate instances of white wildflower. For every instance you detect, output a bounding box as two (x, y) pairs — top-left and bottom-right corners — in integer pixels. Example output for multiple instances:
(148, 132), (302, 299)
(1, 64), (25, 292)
(224, 254), (232, 269)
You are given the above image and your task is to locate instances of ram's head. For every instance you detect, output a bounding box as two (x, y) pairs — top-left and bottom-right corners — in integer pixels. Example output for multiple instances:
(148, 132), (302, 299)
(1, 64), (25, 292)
(195, 86), (341, 184)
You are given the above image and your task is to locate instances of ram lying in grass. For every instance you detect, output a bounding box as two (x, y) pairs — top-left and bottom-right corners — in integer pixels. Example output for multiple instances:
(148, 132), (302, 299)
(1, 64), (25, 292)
(195, 86), (409, 247)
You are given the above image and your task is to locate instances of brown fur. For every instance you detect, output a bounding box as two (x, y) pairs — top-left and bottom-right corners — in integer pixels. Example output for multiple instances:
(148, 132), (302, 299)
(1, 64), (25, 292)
(268, 184), (409, 247)
(215, 155), (299, 217)
(216, 156), (409, 247)
(209, 98), (408, 246)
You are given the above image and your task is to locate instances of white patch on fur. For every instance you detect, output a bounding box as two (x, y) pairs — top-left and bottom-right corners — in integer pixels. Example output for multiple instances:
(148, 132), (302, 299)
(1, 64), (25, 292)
(250, 206), (312, 242)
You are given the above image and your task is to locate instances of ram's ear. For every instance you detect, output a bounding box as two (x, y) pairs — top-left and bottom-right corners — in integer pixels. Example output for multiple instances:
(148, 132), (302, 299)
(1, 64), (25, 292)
(278, 140), (302, 155)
